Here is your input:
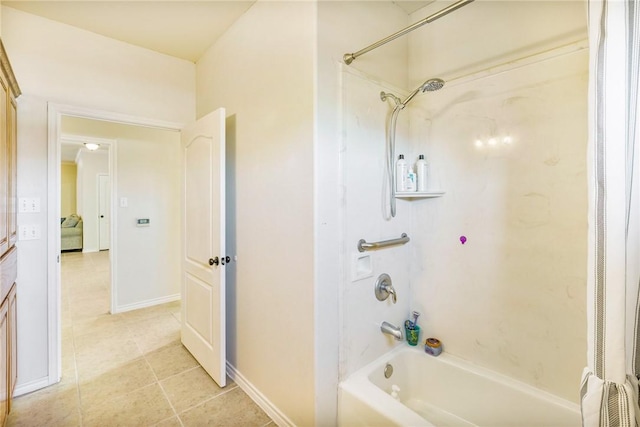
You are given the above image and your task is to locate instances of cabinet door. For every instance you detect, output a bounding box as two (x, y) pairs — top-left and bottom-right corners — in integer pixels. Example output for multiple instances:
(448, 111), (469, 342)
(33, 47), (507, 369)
(8, 96), (16, 248)
(8, 285), (15, 399)
(0, 76), (7, 256)
(0, 299), (8, 426)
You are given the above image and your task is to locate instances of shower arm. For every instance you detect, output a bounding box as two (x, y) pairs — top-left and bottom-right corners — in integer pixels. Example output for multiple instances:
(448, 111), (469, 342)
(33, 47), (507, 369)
(343, 0), (475, 65)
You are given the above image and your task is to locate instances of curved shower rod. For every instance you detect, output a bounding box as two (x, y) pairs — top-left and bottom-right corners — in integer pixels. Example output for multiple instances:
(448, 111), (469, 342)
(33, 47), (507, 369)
(343, 0), (475, 65)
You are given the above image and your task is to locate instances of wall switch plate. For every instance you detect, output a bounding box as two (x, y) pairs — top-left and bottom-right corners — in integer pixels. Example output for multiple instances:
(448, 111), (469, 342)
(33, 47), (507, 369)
(120, 197), (128, 208)
(19, 198), (41, 213)
(19, 224), (41, 240)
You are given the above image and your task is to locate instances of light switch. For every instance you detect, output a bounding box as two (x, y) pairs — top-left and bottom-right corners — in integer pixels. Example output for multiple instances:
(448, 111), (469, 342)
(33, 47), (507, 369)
(19, 224), (41, 240)
(120, 197), (128, 208)
(19, 198), (41, 213)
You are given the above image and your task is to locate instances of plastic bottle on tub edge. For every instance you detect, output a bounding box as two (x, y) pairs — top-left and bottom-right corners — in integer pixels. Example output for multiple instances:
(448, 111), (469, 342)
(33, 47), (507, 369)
(416, 154), (429, 192)
(396, 154), (408, 192)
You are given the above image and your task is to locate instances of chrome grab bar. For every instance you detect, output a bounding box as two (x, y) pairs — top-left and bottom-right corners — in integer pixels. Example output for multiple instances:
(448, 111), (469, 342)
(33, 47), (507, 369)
(357, 233), (410, 252)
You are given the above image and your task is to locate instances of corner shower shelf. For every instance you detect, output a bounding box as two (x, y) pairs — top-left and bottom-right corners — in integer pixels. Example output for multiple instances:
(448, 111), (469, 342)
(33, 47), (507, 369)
(395, 190), (445, 200)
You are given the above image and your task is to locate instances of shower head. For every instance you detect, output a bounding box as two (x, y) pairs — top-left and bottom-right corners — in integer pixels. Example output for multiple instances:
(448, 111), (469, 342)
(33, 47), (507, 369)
(401, 78), (445, 106)
(422, 78), (445, 92)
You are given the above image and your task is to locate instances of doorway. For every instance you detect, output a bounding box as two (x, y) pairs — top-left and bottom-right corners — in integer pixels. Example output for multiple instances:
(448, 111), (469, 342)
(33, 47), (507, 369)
(47, 103), (182, 386)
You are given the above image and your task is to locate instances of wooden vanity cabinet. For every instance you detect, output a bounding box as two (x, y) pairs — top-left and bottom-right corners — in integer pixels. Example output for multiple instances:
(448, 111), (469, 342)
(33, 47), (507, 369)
(0, 39), (20, 426)
(0, 298), (7, 427)
(0, 249), (16, 426)
(8, 95), (17, 249)
(8, 284), (16, 399)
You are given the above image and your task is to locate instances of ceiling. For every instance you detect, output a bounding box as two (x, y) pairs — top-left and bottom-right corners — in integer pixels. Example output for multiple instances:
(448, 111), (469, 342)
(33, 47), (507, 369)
(3, 1), (431, 63)
(61, 142), (108, 162)
(394, 1), (433, 14)
(3, 1), (256, 62)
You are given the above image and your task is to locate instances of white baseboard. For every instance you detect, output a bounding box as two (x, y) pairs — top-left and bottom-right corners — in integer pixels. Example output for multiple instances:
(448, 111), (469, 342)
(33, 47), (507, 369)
(14, 376), (51, 397)
(114, 293), (180, 314)
(226, 362), (295, 427)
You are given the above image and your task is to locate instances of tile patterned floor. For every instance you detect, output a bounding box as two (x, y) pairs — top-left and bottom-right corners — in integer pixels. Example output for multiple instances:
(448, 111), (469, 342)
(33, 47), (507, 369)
(8, 250), (273, 427)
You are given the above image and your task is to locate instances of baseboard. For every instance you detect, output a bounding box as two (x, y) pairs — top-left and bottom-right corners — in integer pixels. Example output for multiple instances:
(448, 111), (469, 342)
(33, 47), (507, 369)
(114, 293), (180, 313)
(226, 361), (295, 427)
(14, 376), (51, 397)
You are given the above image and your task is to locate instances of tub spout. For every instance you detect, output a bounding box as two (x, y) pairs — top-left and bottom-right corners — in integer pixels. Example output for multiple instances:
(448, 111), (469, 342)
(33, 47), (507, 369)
(381, 321), (403, 341)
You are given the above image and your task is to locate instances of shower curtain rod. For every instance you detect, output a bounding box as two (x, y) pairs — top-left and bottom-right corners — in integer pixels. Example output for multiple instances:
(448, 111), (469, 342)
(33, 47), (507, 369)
(343, 0), (475, 65)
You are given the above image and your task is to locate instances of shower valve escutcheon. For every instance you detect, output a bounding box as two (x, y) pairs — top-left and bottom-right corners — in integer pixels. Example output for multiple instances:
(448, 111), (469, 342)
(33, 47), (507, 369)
(375, 273), (397, 304)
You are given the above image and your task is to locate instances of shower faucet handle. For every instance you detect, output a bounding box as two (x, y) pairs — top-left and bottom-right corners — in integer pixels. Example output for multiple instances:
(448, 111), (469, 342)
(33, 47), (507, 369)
(375, 273), (397, 304)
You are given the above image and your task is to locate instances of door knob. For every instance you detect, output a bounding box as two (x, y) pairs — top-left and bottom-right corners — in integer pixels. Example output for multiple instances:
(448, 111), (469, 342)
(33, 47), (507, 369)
(209, 257), (219, 266)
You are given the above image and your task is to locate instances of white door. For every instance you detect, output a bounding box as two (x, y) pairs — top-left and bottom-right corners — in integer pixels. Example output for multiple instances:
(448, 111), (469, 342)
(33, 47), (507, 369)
(181, 108), (226, 387)
(98, 174), (110, 250)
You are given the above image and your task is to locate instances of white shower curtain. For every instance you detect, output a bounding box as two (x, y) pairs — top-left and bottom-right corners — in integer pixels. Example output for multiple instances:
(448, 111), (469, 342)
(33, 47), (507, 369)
(581, 0), (640, 425)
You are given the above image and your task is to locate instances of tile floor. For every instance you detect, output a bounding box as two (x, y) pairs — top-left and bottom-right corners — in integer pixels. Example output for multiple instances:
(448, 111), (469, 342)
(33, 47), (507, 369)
(8, 250), (273, 427)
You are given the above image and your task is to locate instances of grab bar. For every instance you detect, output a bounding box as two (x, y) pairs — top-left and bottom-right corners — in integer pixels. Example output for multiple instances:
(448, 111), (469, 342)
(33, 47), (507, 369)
(358, 233), (410, 252)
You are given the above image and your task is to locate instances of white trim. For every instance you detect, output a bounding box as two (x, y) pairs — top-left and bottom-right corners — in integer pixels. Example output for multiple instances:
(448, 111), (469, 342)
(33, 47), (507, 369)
(46, 104), (62, 386)
(226, 362), (295, 427)
(14, 376), (50, 397)
(114, 293), (180, 314)
(50, 103), (184, 132)
(60, 134), (114, 145)
(47, 103), (183, 389)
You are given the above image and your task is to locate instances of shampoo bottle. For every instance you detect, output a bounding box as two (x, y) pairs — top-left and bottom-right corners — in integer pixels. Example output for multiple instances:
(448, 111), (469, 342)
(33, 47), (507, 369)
(396, 154), (408, 192)
(416, 154), (429, 192)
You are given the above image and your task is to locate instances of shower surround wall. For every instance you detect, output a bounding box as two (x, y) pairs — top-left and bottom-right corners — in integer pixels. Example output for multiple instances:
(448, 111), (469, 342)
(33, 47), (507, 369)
(409, 51), (588, 403)
(316, 1), (413, 383)
(337, 0), (588, 407)
(341, 69), (414, 376)
(406, 1), (588, 403)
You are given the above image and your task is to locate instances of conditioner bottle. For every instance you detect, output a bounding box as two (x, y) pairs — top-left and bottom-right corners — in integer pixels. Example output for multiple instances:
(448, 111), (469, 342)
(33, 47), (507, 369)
(416, 154), (429, 192)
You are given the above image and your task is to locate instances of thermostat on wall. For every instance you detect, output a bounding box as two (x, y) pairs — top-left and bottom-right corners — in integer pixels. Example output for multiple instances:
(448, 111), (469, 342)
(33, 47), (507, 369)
(136, 218), (150, 227)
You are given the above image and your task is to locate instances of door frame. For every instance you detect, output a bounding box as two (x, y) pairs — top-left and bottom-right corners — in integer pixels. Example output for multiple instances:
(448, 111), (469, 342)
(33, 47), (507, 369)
(46, 103), (182, 386)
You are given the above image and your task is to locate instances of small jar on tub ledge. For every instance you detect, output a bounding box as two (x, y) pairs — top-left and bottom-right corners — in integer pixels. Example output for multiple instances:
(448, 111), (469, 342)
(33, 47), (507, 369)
(424, 338), (442, 356)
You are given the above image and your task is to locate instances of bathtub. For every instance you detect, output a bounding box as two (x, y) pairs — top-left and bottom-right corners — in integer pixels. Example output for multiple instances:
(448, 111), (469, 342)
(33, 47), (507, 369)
(339, 345), (581, 426)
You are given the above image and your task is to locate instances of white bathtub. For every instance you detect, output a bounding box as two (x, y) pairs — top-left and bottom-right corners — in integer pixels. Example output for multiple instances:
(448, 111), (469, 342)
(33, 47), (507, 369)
(339, 346), (581, 426)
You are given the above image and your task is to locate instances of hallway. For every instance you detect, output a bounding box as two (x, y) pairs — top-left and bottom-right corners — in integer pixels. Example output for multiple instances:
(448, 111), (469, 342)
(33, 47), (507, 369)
(8, 251), (272, 426)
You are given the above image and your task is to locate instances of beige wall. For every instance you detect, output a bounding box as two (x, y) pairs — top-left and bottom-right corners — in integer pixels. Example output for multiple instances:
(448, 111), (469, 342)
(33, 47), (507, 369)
(2, 7), (194, 124)
(4, 5), (194, 393)
(62, 116), (181, 311)
(60, 162), (76, 218)
(197, 2), (315, 424)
